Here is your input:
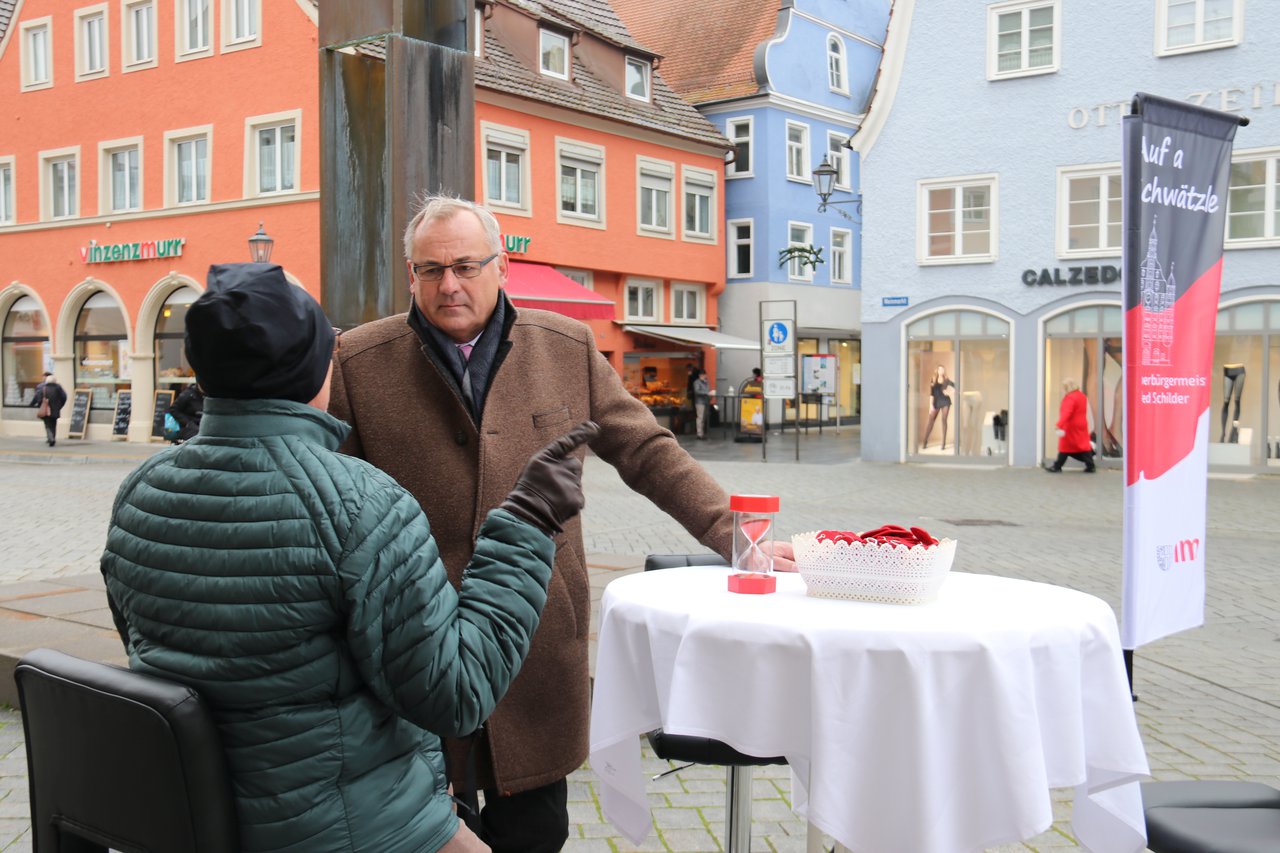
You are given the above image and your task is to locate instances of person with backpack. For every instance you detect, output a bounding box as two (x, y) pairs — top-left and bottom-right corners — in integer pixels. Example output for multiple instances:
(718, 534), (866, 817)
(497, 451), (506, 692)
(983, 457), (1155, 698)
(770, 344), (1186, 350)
(30, 372), (67, 447)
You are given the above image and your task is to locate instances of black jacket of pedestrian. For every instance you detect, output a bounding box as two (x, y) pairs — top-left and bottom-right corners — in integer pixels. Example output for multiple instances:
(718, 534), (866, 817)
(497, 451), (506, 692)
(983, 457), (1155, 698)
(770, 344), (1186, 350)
(168, 385), (205, 441)
(31, 381), (67, 419)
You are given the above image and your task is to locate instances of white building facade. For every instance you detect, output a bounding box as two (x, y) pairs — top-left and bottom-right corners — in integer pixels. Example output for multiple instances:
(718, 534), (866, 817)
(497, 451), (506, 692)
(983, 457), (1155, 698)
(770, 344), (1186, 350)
(856, 0), (1280, 471)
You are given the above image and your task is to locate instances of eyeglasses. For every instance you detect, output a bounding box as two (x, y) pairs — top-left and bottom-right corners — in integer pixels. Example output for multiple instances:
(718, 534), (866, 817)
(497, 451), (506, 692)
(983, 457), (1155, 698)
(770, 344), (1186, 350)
(332, 327), (343, 353)
(411, 253), (499, 282)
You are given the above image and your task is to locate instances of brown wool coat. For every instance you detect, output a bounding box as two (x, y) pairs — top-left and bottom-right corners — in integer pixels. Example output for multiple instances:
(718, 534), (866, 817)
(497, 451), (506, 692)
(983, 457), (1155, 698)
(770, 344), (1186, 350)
(329, 308), (734, 794)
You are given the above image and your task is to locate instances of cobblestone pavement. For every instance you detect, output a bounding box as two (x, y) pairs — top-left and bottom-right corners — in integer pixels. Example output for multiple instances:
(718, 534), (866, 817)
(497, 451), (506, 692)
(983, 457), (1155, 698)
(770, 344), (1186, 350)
(0, 431), (1276, 851)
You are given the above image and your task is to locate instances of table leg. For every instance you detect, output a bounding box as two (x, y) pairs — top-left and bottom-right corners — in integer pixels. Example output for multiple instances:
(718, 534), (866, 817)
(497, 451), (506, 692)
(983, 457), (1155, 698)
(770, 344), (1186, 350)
(725, 766), (754, 853)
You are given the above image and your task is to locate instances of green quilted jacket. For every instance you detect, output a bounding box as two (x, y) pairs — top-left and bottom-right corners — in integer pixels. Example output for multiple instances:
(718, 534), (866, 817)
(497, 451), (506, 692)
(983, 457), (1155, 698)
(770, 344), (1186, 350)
(100, 398), (554, 852)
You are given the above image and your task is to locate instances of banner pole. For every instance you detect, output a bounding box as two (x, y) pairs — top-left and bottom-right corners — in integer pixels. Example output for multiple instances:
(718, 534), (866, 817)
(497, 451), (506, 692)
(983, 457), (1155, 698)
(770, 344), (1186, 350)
(1123, 648), (1136, 702)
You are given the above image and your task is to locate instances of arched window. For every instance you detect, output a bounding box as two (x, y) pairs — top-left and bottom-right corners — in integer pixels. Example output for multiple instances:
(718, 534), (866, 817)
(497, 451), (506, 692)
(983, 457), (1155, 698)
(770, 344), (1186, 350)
(74, 292), (128, 409)
(1043, 304), (1123, 463)
(906, 310), (1010, 461)
(155, 286), (199, 392)
(2, 297), (50, 406)
(827, 35), (846, 92)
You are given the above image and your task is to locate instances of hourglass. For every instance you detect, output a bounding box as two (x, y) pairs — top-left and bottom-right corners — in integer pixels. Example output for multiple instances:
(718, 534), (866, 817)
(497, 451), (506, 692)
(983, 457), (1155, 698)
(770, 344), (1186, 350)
(728, 494), (779, 594)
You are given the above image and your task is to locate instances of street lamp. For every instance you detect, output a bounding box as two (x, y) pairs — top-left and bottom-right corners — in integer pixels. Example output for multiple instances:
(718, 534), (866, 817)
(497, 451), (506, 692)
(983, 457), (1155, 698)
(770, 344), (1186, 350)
(812, 156), (863, 222)
(248, 222), (274, 263)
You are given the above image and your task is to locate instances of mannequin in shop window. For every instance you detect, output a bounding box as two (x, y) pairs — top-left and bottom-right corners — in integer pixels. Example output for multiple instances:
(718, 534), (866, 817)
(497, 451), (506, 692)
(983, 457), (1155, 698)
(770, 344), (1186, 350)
(921, 364), (955, 450)
(1100, 338), (1123, 457)
(1220, 364), (1245, 443)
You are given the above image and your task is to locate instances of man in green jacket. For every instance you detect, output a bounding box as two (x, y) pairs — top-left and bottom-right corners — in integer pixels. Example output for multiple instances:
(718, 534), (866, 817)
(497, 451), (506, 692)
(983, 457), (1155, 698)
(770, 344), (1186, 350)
(101, 262), (597, 853)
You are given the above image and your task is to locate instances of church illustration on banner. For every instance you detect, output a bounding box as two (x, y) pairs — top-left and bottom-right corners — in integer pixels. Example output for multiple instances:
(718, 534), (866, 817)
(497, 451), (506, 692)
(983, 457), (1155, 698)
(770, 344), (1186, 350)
(1139, 217), (1175, 366)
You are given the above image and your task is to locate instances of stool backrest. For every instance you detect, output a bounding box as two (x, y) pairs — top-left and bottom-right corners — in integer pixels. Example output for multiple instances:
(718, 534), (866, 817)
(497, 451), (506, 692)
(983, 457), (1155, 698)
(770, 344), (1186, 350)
(15, 648), (239, 853)
(643, 553), (726, 572)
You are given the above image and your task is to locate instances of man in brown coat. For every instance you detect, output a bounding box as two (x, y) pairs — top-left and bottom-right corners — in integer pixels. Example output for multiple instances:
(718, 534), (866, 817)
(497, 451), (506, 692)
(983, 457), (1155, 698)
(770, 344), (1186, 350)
(329, 196), (740, 852)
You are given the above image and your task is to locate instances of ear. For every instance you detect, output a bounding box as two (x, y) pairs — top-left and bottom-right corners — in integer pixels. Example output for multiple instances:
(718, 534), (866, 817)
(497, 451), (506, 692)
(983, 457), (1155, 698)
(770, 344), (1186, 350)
(405, 259), (418, 295)
(496, 251), (510, 288)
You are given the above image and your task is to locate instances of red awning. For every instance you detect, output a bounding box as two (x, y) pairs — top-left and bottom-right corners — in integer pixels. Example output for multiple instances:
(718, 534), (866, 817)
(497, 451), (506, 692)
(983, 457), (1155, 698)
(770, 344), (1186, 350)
(505, 261), (615, 320)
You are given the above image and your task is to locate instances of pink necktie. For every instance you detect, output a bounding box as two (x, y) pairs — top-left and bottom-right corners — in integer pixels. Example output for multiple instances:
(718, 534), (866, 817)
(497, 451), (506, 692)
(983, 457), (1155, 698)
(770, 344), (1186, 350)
(459, 343), (473, 361)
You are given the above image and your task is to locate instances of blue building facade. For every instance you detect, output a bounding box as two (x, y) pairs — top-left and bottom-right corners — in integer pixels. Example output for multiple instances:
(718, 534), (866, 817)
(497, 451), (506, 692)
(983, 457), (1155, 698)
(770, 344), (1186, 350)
(614, 0), (891, 421)
(857, 0), (1280, 471)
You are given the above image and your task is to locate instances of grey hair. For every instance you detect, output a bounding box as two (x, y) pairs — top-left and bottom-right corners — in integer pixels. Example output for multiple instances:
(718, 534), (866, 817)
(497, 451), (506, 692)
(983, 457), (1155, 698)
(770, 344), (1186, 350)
(1062, 378), (1080, 393)
(402, 195), (502, 259)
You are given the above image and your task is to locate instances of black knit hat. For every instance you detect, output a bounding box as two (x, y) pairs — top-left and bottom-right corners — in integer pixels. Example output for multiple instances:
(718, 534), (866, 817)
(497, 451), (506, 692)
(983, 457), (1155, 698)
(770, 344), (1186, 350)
(185, 263), (335, 403)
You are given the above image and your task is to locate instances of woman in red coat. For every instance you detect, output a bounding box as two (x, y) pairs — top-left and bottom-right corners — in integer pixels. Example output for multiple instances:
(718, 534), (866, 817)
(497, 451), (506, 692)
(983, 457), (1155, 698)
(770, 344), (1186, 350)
(1047, 379), (1096, 472)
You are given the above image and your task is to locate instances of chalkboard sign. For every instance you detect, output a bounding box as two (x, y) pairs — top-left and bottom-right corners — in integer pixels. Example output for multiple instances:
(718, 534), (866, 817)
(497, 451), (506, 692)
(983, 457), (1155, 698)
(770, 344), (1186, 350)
(111, 390), (132, 440)
(151, 389), (176, 441)
(67, 388), (92, 439)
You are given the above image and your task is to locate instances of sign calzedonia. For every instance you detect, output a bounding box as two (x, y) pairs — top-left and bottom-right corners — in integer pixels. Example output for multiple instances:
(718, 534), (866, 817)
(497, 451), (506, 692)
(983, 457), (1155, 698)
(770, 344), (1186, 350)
(81, 238), (186, 264)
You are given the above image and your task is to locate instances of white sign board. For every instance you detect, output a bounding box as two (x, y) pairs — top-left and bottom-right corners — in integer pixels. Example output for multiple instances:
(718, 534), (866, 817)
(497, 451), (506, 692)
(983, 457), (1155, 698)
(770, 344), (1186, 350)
(763, 355), (794, 377)
(761, 320), (795, 355)
(801, 354), (836, 394)
(764, 377), (795, 399)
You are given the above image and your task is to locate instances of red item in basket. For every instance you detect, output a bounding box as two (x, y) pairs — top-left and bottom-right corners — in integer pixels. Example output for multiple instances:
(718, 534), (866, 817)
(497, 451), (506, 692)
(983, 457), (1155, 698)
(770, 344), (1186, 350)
(817, 525), (939, 548)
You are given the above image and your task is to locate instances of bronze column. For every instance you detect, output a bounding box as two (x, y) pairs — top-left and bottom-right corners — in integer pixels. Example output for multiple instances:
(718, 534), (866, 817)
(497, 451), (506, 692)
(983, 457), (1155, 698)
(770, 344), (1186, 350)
(319, 1), (475, 327)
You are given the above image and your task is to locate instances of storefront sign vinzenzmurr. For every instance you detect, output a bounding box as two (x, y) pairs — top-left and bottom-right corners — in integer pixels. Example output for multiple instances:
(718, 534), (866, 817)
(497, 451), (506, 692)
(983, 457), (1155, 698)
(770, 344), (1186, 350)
(1022, 265), (1121, 286)
(81, 238), (186, 264)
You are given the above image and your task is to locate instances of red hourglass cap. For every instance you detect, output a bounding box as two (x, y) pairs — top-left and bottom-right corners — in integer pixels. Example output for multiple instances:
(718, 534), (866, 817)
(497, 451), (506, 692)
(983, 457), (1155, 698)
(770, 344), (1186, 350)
(729, 494), (780, 513)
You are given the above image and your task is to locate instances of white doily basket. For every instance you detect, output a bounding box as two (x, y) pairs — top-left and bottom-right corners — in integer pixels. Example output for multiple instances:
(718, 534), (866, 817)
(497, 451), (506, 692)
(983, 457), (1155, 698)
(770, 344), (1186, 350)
(791, 531), (958, 605)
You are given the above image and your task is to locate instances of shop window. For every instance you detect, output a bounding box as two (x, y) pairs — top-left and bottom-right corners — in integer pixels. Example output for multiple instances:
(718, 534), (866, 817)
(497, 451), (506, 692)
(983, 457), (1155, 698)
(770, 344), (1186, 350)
(557, 140), (603, 226)
(21, 18), (52, 91)
(482, 123), (529, 214)
(177, 0), (211, 59)
(787, 221), (814, 282)
(0, 160), (14, 224)
(1155, 0), (1241, 56)
(1210, 301), (1280, 467)
(637, 157), (674, 235)
(625, 278), (659, 321)
(155, 287), (199, 392)
(223, 0), (261, 51)
(726, 118), (752, 178)
(75, 6), (109, 81)
(74, 292), (129, 410)
(625, 57), (650, 101)
(830, 228), (851, 284)
(671, 283), (702, 324)
(918, 175), (997, 264)
(539, 29), (569, 79)
(832, 338), (861, 419)
(165, 127), (211, 206)
(1043, 305), (1124, 464)
(1226, 148), (1280, 246)
(682, 167), (715, 241)
(907, 311), (1010, 461)
(827, 35), (847, 93)
(1059, 165), (1121, 256)
(100, 140), (142, 213)
(786, 122), (810, 182)
(728, 219), (753, 278)
(122, 0), (157, 71)
(247, 113), (300, 196)
(474, 4), (484, 56)
(2, 297), (50, 407)
(987, 0), (1058, 80)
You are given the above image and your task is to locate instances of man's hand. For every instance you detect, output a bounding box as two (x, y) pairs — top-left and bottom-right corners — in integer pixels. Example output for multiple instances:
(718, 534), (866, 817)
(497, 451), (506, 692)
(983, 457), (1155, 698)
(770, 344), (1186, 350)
(499, 422), (600, 535)
(769, 539), (798, 572)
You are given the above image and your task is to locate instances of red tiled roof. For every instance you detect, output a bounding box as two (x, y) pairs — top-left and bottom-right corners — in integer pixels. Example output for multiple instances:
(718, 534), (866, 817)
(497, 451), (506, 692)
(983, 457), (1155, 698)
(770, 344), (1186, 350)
(0, 0), (17, 46)
(610, 0), (780, 104)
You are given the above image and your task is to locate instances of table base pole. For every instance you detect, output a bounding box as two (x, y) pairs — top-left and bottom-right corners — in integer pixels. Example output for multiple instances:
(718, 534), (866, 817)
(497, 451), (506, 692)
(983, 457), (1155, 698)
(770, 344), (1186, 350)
(726, 766), (754, 853)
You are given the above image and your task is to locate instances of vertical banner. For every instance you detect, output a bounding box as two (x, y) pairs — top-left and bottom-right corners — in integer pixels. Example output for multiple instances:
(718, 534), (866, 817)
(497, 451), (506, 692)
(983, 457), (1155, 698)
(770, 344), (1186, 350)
(1120, 93), (1246, 649)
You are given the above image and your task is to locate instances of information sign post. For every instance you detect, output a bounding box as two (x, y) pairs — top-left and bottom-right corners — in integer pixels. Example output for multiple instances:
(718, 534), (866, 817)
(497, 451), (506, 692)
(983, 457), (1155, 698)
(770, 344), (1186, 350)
(759, 301), (798, 461)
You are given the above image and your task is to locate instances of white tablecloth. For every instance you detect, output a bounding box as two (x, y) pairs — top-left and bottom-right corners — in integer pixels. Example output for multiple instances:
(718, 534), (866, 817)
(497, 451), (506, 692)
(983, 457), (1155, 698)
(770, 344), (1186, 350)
(589, 568), (1149, 853)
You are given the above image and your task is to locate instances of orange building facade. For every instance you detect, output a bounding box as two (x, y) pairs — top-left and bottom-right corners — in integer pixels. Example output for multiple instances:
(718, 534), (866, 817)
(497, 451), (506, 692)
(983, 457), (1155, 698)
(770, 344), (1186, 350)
(0, 0), (320, 441)
(0, 0), (731, 442)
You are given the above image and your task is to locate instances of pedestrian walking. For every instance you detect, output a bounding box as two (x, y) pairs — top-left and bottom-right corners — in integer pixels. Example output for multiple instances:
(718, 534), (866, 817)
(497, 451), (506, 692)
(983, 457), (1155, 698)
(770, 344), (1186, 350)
(30, 372), (67, 447)
(693, 369), (712, 439)
(166, 383), (205, 443)
(1046, 378), (1096, 472)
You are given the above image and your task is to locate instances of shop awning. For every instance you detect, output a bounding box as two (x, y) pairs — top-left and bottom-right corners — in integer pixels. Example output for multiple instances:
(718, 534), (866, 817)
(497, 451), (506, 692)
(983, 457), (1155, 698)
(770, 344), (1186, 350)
(505, 261), (615, 320)
(623, 324), (760, 351)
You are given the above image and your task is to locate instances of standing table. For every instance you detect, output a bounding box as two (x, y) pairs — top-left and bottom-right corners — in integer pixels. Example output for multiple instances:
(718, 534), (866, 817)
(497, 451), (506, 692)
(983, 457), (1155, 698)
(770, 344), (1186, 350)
(589, 567), (1149, 853)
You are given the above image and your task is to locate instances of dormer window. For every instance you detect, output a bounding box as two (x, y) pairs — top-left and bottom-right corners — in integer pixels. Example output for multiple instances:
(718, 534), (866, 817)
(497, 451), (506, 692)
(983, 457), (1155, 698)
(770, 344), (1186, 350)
(540, 29), (569, 79)
(625, 56), (651, 101)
